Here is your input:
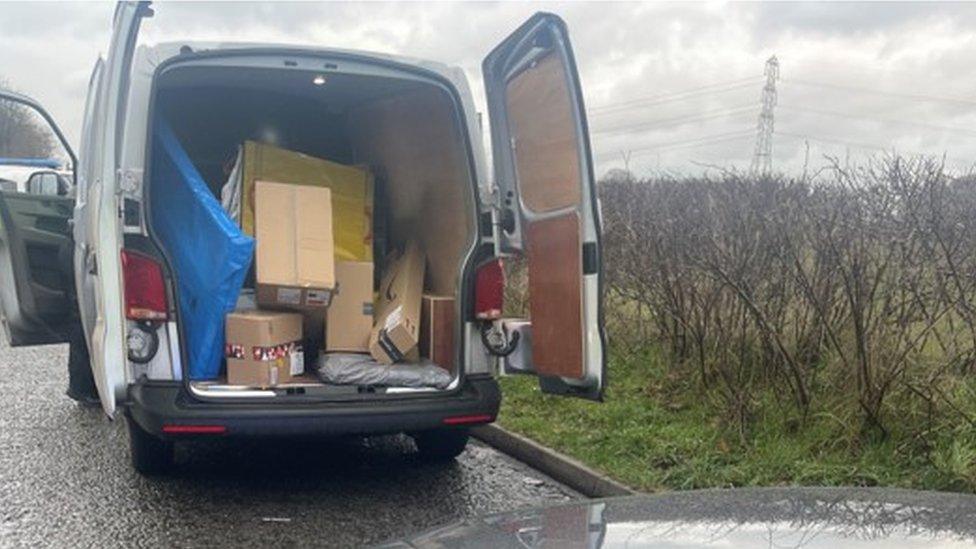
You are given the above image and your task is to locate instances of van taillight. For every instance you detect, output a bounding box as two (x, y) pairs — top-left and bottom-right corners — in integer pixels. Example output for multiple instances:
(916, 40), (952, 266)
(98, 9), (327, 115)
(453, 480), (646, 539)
(121, 250), (168, 321)
(474, 259), (504, 320)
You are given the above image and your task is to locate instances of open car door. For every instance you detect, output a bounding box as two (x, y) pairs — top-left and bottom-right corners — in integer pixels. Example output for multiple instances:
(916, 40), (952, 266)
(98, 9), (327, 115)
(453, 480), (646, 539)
(0, 91), (78, 346)
(80, 1), (152, 417)
(483, 13), (606, 400)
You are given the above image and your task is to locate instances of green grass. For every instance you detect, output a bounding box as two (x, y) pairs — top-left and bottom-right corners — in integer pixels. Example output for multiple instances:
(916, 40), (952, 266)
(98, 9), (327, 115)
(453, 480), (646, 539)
(497, 345), (976, 493)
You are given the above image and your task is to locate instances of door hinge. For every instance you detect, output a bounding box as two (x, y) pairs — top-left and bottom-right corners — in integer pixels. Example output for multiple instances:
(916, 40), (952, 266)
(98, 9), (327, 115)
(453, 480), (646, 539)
(116, 168), (142, 197)
(117, 169), (144, 230)
(481, 183), (517, 236)
(480, 183), (503, 212)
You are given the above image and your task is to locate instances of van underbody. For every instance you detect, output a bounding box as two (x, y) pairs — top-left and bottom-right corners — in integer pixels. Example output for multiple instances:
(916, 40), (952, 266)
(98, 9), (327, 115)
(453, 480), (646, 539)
(143, 50), (482, 405)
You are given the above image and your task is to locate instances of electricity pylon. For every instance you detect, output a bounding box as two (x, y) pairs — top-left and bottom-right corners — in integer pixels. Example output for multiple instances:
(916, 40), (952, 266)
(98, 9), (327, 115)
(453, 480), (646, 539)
(750, 56), (779, 176)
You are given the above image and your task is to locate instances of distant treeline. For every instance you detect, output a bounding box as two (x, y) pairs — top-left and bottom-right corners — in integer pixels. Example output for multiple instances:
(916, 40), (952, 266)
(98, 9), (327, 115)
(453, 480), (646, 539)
(0, 79), (55, 160)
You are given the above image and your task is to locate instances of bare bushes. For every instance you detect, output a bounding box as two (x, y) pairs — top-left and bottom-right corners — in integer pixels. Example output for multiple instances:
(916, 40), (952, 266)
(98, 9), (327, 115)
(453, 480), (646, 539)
(600, 157), (976, 440)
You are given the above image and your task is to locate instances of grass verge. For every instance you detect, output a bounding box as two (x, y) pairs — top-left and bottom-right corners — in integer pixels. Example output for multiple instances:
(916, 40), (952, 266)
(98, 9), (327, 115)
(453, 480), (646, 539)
(497, 345), (976, 493)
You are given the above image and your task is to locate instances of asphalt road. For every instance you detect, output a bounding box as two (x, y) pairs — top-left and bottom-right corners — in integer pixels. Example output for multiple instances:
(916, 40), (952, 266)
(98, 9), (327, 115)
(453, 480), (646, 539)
(0, 340), (580, 547)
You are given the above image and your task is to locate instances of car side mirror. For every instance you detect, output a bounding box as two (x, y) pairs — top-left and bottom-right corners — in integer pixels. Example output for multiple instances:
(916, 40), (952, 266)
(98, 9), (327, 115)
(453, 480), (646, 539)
(0, 91), (77, 194)
(26, 170), (71, 197)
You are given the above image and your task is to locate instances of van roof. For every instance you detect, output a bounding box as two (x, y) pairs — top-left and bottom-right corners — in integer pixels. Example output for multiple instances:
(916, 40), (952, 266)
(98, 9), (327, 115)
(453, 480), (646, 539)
(139, 41), (468, 90)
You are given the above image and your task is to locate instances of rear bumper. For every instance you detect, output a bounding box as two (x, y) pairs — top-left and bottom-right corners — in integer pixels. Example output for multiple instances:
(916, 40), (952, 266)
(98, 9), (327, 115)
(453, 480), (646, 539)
(125, 375), (501, 438)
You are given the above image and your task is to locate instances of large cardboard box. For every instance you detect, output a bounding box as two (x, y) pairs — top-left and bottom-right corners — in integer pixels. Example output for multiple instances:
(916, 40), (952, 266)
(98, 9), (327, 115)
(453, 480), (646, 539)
(239, 141), (373, 262)
(369, 242), (425, 364)
(255, 180), (335, 311)
(420, 294), (456, 373)
(326, 261), (375, 353)
(225, 310), (304, 387)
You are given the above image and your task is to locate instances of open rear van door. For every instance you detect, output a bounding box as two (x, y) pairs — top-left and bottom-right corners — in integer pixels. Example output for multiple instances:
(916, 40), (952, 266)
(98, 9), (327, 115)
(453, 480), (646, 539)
(482, 13), (606, 400)
(0, 91), (78, 346)
(81, 1), (152, 417)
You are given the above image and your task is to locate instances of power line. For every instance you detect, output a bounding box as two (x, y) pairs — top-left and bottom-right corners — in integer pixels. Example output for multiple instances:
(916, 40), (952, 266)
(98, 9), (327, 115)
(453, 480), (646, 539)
(590, 82), (757, 116)
(591, 104), (756, 136)
(648, 131), (755, 154)
(776, 130), (896, 152)
(778, 104), (976, 137)
(781, 77), (976, 107)
(588, 77), (761, 116)
(596, 129), (755, 161)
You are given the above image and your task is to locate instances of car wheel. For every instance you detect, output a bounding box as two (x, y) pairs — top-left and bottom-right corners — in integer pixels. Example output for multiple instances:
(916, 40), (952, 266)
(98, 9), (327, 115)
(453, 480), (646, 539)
(127, 417), (174, 476)
(412, 429), (469, 462)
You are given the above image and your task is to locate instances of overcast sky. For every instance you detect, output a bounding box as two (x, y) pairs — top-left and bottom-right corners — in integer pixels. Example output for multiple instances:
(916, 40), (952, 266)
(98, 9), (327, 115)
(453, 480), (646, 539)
(3, 1), (976, 177)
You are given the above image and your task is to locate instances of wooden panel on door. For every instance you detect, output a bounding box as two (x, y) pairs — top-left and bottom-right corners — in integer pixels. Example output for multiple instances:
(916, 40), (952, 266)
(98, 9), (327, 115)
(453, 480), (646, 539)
(505, 51), (582, 214)
(525, 211), (584, 379)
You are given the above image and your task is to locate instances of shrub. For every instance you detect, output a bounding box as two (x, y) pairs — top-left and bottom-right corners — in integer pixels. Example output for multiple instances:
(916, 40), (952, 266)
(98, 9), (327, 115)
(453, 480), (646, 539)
(598, 156), (976, 443)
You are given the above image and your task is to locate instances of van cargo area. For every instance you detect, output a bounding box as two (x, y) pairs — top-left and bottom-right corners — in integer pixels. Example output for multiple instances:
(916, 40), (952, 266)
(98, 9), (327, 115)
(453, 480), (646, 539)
(146, 58), (477, 400)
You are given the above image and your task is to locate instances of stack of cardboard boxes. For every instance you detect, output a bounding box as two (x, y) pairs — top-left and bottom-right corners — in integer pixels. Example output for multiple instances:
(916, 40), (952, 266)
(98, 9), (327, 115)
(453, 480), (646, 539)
(221, 142), (453, 388)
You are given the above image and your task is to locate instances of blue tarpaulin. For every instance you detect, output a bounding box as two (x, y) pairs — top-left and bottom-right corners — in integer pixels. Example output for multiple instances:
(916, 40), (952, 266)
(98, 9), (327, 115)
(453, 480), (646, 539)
(0, 157), (61, 168)
(150, 119), (254, 380)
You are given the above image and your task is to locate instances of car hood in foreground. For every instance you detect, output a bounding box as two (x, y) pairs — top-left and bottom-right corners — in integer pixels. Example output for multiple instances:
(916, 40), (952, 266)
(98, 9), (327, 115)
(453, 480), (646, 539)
(380, 487), (976, 548)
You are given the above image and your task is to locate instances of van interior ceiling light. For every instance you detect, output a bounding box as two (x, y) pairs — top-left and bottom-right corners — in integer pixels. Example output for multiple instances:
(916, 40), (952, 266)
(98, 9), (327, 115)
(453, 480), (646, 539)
(312, 75), (327, 86)
(258, 126), (281, 146)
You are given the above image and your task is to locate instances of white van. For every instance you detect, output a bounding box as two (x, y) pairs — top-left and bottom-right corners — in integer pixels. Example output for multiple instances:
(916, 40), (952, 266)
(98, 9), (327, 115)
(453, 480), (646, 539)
(0, 2), (605, 475)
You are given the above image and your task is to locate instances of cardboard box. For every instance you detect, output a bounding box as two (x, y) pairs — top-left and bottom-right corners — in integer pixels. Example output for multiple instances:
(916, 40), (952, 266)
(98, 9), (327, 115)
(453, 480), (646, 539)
(420, 294), (456, 373)
(369, 242), (425, 364)
(326, 261), (375, 353)
(255, 180), (335, 311)
(225, 309), (304, 387)
(238, 141), (374, 262)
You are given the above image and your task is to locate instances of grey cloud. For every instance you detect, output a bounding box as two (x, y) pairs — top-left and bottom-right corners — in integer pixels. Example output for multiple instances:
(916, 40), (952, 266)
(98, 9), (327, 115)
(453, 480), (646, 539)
(1, 1), (975, 177)
(751, 2), (976, 38)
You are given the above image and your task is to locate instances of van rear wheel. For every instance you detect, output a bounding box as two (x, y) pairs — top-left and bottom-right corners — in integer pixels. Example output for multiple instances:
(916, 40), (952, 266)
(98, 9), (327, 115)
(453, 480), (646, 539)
(127, 417), (174, 475)
(412, 429), (469, 461)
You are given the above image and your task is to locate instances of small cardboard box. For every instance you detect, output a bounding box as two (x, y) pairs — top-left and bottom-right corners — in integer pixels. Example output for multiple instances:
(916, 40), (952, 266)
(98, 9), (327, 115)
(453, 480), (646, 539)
(369, 242), (425, 364)
(420, 294), (456, 373)
(255, 180), (335, 311)
(225, 309), (304, 387)
(326, 261), (375, 353)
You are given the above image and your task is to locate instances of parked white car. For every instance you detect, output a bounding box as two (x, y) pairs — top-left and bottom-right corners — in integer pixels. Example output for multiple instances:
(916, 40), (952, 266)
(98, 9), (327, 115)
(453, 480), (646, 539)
(0, 1), (605, 475)
(0, 161), (72, 195)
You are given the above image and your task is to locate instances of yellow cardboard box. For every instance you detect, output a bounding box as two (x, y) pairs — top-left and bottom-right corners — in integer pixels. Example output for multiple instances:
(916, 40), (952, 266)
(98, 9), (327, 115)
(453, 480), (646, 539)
(239, 141), (373, 262)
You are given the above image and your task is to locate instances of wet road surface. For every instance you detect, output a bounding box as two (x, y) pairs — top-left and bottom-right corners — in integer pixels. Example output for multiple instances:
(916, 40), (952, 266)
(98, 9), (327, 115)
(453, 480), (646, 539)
(0, 340), (580, 547)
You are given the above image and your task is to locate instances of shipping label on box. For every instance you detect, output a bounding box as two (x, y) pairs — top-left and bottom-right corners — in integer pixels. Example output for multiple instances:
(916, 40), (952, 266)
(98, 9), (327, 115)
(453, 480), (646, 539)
(255, 180), (335, 311)
(256, 285), (334, 310)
